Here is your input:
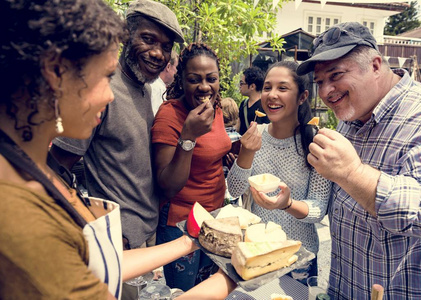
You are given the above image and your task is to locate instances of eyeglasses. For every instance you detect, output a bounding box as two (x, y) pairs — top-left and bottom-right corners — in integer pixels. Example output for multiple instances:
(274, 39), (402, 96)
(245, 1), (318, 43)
(239, 81), (247, 86)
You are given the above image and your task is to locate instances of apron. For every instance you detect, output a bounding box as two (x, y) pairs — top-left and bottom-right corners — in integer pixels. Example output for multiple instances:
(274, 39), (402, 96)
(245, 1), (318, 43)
(83, 197), (123, 299)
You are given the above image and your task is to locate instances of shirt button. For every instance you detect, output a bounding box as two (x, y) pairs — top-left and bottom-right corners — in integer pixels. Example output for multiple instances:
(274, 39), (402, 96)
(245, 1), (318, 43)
(332, 253), (337, 259)
(334, 208), (339, 214)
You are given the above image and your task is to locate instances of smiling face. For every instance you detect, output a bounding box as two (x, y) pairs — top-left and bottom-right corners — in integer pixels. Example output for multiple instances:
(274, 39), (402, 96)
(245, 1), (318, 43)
(182, 55), (220, 109)
(261, 66), (304, 126)
(126, 18), (173, 83)
(314, 56), (378, 123)
(59, 45), (119, 139)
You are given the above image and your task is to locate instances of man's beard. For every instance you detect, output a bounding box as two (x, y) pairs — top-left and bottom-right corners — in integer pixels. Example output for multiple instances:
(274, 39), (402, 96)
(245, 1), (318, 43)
(125, 42), (155, 84)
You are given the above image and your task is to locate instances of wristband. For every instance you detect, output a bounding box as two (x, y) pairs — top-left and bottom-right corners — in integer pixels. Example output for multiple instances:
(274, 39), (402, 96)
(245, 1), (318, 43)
(280, 199), (293, 210)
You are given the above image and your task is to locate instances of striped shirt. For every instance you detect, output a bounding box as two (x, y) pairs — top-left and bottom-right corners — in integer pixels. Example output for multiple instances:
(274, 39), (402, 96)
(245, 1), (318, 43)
(328, 69), (421, 299)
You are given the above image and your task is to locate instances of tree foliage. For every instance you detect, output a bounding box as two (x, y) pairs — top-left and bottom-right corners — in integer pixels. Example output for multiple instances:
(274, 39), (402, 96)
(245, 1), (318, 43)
(384, 1), (420, 36)
(105, 0), (286, 100)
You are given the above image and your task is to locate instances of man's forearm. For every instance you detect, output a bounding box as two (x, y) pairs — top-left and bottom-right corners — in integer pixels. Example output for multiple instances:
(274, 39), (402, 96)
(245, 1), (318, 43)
(338, 163), (381, 217)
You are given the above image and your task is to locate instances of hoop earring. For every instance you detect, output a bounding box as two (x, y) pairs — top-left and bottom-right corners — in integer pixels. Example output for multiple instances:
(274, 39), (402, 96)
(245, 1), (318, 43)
(54, 98), (64, 134)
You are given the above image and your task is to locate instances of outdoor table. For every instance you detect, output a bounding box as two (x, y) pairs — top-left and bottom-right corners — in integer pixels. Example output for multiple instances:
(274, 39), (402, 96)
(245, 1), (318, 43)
(226, 275), (308, 300)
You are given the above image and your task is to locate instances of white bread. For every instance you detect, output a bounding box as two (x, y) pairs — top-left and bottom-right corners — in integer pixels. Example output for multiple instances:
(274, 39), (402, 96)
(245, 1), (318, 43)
(245, 221), (287, 243)
(216, 204), (261, 229)
(231, 241), (301, 280)
(198, 217), (242, 257)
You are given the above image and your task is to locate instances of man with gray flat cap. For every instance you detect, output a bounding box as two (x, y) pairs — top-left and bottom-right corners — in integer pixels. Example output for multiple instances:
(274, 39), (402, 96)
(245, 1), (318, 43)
(51, 0), (184, 254)
(299, 22), (421, 299)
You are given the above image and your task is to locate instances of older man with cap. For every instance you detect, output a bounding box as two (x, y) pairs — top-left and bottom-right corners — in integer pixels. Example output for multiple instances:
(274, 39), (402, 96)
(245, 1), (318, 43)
(298, 22), (421, 299)
(51, 0), (183, 252)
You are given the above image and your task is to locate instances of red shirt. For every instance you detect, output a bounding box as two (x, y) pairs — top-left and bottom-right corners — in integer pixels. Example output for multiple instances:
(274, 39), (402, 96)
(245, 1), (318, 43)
(152, 99), (231, 225)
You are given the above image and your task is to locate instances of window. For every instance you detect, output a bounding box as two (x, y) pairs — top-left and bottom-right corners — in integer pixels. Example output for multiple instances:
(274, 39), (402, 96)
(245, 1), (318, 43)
(362, 20), (375, 35)
(306, 14), (340, 35)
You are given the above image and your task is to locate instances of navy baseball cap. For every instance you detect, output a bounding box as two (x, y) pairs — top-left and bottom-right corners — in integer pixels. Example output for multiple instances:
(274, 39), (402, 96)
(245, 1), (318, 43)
(297, 22), (378, 75)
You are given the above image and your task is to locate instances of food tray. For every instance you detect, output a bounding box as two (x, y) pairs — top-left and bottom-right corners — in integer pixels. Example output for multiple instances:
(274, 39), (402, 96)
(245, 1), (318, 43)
(176, 209), (315, 291)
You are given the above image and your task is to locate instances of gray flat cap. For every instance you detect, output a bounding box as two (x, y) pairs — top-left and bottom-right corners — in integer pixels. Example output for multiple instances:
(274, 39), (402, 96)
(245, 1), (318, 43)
(297, 22), (378, 75)
(126, 0), (184, 43)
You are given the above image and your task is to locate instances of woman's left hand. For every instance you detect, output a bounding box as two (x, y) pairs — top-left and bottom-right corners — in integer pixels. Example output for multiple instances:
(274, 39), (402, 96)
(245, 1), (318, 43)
(250, 182), (291, 210)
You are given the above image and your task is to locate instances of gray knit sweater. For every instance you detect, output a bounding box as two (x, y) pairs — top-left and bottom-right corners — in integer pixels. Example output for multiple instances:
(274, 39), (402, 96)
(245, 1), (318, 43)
(227, 125), (331, 254)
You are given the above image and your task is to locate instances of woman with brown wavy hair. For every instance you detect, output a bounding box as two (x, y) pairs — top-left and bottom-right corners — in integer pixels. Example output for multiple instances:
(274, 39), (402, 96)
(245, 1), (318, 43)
(0, 2), (235, 299)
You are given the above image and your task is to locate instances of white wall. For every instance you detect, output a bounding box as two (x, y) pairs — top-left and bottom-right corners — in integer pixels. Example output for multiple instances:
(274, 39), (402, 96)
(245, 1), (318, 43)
(275, 1), (400, 40)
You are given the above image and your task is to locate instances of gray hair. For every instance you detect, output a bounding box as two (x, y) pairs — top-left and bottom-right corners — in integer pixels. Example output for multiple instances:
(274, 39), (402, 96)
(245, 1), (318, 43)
(343, 45), (388, 71)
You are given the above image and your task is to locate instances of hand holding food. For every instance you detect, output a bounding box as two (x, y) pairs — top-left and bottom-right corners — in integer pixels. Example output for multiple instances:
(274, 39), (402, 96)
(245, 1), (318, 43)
(240, 122), (262, 153)
(308, 128), (363, 184)
(251, 181), (292, 211)
(182, 101), (215, 139)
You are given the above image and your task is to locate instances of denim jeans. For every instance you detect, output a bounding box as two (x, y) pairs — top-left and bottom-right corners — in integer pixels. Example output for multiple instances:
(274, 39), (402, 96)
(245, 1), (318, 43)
(156, 203), (217, 291)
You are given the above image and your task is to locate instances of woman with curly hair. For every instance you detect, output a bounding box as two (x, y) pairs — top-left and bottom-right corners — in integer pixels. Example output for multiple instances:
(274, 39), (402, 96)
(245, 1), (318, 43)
(0, 1), (235, 299)
(151, 43), (232, 291)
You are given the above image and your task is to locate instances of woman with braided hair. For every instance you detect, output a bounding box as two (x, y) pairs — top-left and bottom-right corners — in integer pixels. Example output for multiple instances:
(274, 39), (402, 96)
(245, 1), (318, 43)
(152, 42), (232, 291)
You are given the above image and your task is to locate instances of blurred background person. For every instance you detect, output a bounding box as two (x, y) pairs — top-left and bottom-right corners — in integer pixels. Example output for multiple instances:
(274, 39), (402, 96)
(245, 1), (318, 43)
(150, 50), (179, 116)
(238, 66), (270, 135)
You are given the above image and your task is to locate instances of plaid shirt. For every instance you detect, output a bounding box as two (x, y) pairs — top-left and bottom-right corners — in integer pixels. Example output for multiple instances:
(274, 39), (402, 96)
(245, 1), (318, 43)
(329, 69), (421, 299)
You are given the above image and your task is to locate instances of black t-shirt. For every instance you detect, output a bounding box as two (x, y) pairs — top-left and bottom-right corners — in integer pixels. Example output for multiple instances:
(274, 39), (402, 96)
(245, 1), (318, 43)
(238, 99), (270, 135)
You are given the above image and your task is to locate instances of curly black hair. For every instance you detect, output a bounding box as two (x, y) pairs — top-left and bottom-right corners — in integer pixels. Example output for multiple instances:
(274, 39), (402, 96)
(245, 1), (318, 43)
(243, 66), (265, 92)
(0, 0), (128, 141)
(166, 42), (222, 109)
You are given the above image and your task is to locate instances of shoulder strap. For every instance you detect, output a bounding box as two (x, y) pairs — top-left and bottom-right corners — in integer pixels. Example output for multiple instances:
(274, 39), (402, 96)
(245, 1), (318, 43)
(243, 99), (250, 128)
(0, 131), (87, 228)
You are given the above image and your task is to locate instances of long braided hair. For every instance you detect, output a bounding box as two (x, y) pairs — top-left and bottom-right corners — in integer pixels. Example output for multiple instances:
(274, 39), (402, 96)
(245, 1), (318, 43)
(166, 42), (222, 109)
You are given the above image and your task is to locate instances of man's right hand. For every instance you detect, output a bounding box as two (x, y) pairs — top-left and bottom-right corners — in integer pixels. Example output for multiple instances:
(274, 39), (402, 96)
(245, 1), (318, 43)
(307, 128), (362, 185)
